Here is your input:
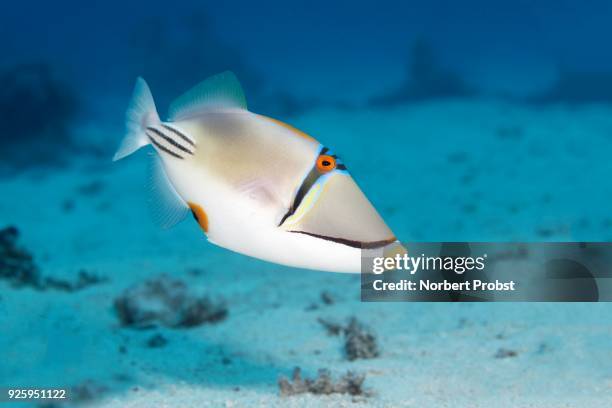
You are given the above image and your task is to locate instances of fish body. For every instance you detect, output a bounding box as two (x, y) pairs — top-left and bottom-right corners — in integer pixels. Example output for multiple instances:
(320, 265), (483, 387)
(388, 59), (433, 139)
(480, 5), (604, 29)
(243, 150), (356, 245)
(114, 72), (401, 273)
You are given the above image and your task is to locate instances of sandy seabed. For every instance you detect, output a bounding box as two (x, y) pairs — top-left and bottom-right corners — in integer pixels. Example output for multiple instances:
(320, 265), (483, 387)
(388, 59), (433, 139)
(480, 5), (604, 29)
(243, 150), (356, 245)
(1, 99), (611, 407)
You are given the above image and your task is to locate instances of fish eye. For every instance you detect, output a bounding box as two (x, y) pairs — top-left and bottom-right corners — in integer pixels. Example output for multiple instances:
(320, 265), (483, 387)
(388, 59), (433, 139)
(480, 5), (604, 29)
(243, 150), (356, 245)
(316, 154), (336, 173)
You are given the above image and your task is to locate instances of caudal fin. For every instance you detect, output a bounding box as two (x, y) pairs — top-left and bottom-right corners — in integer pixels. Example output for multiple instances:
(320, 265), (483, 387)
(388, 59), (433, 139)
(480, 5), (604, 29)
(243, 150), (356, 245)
(113, 77), (160, 161)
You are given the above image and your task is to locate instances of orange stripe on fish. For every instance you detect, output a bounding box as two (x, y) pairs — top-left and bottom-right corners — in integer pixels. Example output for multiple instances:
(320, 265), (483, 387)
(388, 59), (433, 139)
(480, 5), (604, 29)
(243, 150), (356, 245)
(261, 115), (317, 142)
(188, 202), (209, 233)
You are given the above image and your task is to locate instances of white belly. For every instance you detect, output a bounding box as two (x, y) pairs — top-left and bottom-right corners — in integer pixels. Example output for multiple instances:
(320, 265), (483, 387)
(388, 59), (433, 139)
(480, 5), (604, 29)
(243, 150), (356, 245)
(212, 224), (362, 273)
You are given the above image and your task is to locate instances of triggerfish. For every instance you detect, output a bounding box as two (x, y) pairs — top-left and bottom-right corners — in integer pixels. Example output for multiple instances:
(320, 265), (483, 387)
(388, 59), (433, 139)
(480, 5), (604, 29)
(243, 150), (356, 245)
(113, 72), (402, 272)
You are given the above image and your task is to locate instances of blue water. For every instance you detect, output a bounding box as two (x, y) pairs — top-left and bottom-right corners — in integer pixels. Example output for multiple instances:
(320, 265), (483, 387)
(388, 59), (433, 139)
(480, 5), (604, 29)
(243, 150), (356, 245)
(1, 1), (612, 407)
(4, 1), (612, 110)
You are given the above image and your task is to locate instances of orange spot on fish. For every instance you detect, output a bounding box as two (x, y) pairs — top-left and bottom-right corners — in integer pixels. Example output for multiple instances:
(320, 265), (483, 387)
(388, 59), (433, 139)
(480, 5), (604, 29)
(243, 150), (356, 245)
(261, 115), (317, 142)
(188, 202), (209, 233)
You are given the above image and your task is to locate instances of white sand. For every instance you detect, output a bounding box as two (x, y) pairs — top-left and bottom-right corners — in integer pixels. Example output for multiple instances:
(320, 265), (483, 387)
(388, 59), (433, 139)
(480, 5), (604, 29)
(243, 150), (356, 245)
(1, 100), (611, 407)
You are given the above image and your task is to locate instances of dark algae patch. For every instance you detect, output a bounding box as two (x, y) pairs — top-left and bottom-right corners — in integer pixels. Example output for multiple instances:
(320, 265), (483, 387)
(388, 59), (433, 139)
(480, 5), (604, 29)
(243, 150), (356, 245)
(76, 180), (106, 196)
(146, 333), (168, 348)
(320, 290), (335, 305)
(494, 348), (519, 359)
(318, 317), (380, 361)
(344, 318), (380, 361)
(43, 269), (108, 292)
(279, 367), (370, 397)
(318, 317), (344, 336)
(114, 275), (227, 329)
(1, 225), (108, 291)
(70, 380), (109, 403)
(0, 225), (41, 288)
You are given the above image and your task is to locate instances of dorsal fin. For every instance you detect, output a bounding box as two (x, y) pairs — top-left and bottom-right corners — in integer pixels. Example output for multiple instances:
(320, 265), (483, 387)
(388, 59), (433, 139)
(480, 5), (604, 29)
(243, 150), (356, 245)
(167, 71), (247, 120)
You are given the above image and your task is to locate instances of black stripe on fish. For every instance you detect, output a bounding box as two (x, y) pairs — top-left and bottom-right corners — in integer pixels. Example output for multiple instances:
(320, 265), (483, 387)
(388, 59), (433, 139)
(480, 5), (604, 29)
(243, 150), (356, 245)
(161, 124), (195, 147)
(289, 230), (397, 249)
(146, 126), (194, 155)
(278, 165), (321, 226)
(278, 145), (348, 227)
(146, 132), (184, 159)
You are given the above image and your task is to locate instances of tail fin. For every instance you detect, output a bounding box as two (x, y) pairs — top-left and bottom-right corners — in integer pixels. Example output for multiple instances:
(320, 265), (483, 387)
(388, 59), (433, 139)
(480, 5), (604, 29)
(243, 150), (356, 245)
(113, 77), (160, 161)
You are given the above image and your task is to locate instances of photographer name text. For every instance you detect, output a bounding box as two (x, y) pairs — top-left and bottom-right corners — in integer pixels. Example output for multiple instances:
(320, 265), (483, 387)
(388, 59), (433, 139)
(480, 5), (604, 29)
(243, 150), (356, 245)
(372, 279), (516, 292)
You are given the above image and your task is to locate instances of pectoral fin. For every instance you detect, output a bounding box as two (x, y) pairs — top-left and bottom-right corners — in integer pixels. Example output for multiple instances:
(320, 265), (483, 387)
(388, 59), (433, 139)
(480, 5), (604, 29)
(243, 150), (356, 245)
(147, 155), (190, 229)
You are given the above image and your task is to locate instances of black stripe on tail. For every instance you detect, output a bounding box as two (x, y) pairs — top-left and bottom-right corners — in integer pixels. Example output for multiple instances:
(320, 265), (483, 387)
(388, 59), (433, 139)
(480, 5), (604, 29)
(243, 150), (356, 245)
(146, 132), (184, 159)
(161, 124), (196, 147)
(146, 127), (194, 155)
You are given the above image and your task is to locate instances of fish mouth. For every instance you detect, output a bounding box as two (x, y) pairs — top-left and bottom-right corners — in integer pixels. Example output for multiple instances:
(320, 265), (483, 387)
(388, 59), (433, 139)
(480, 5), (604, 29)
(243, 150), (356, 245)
(289, 230), (397, 249)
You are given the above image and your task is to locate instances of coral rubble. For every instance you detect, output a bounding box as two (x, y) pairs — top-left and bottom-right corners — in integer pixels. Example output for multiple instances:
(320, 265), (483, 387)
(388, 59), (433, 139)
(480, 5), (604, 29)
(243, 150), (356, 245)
(114, 275), (227, 329)
(318, 317), (379, 361)
(278, 367), (369, 397)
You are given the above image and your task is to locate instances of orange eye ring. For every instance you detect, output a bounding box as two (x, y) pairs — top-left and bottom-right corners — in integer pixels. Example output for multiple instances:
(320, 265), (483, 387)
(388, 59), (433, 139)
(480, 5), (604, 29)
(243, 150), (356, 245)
(316, 154), (336, 173)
